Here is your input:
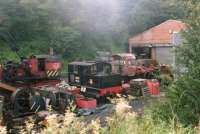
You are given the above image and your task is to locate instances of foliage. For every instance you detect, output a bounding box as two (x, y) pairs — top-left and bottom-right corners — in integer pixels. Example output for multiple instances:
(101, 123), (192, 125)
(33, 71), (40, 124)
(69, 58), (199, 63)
(119, 0), (185, 36)
(49, 27), (85, 60)
(12, 101), (196, 134)
(105, 109), (196, 134)
(0, 0), (184, 62)
(161, 0), (200, 126)
(168, 76), (200, 125)
(159, 74), (173, 90)
(0, 42), (19, 63)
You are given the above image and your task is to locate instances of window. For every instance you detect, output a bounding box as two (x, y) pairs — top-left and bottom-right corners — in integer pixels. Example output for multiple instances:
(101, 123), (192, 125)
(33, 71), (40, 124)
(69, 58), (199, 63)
(91, 65), (97, 74)
(132, 47), (151, 59)
(103, 65), (111, 73)
(73, 65), (78, 74)
(69, 74), (75, 82)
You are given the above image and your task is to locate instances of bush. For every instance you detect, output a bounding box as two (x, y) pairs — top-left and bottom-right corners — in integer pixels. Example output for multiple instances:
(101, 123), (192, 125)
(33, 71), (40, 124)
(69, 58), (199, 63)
(167, 76), (200, 126)
(0, 43), (19, 63)
(151, 75), (200, 126)
(158, 74), (173, 90)
(103, 103), (196, 134)
(16, 101), (197, 134)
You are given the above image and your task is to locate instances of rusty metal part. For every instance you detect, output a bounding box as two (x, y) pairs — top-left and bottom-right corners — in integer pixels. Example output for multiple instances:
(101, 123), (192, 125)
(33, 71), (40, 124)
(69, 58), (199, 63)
(0, 82), (17, 92)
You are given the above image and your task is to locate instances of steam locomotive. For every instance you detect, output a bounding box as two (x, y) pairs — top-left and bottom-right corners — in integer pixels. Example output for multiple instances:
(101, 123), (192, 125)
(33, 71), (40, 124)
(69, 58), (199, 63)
(0, 54), (75, 127)
(67, 53), (157, 99)
(1, 55), (62, 84)
(68, 61), (128, 99)
(0, 51), (158, 129)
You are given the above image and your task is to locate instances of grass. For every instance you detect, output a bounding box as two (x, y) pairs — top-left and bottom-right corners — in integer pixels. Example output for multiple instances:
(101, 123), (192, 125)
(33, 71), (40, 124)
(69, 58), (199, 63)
(16, 98), (197, 134)
(0, 95), (197, 134)
(104, 109), (196, 134)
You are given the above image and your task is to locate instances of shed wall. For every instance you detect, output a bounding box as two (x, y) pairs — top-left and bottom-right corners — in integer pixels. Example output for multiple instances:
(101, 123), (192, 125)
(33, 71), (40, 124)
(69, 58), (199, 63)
(155, 46), (175, 65)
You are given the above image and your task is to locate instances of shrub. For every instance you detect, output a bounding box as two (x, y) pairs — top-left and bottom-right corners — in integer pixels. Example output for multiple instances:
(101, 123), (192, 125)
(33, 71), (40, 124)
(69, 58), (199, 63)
(167, 76), (200, 126)
(19, 100), (197, 134)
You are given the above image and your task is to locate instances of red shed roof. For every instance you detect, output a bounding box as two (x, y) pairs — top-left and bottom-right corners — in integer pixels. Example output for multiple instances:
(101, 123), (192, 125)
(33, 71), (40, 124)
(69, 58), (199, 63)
(129, 20), (187, 46)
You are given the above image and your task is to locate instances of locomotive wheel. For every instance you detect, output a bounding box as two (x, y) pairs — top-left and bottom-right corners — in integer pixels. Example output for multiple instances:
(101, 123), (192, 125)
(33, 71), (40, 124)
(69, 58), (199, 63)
(129, 79), (146, 97)
(54, 91), (75, 113)
(43, 91), (57, 108)
(29, 93), (46, 112)
(11, 88), (34, 115)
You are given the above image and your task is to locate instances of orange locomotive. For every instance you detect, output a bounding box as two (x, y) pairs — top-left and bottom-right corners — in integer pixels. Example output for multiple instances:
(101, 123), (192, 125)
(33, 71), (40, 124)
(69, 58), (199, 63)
(1, 55), (62, 83)
(0, 54), (75, 129)
(111, 53), (158, 82)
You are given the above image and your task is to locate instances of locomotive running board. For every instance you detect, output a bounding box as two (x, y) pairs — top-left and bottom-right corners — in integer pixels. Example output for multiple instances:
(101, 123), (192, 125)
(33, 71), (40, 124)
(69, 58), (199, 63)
(0, 82), (17, 92)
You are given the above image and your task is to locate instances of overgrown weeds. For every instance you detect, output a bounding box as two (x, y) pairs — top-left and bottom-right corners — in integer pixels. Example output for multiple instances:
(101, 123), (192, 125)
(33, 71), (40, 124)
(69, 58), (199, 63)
(14, 98), (197, 134)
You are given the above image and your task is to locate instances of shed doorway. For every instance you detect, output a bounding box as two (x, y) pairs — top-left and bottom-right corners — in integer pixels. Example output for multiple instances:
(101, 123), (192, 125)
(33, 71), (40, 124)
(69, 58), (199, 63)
(132, 47), (152, 59)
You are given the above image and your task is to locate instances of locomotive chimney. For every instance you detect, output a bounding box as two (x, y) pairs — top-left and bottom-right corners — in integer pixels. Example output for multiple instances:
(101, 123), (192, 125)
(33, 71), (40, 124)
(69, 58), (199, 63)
(49, 47), (54, 56)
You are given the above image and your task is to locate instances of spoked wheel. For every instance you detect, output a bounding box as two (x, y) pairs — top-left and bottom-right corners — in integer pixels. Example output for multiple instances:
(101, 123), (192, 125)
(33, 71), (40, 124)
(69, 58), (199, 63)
(54, 91), (75, 113)
(29, 92), (46, 113)
(11, 88), (34, 115)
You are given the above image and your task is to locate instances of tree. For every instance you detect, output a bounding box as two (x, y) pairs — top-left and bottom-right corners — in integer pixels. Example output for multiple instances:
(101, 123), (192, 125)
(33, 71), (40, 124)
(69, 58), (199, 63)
(165, 0), (200, 126)
(0, 0), (185, 62)
(49, 27), (84, 60)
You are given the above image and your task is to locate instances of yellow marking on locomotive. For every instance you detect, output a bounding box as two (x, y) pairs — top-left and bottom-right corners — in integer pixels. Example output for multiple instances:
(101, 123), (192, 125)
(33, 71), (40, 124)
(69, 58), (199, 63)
(52, 71), (57, 77)
(46, 70), (59, 77)
(47, 71), (53, 77)
(55, 72), (59, 76)
(50, 71), (55, 77)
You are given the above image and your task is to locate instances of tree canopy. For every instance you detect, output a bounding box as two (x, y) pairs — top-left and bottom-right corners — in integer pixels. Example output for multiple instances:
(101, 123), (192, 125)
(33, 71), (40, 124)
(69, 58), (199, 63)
(0, 0), (184, 62)
(165, 0), (200, 126)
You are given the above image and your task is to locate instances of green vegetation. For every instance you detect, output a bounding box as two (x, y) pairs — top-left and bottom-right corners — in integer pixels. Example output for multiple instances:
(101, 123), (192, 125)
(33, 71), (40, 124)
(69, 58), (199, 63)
(1, 0), (200, 133)
(8, 101), (195, 134)
(0, 0), (184, 62)
(152, 0), (200, 127)
(105, 108), (196, 134)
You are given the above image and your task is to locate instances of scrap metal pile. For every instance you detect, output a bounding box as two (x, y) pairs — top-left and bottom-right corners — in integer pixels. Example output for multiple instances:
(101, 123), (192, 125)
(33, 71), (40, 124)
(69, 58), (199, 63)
(0, 52), (161, 130)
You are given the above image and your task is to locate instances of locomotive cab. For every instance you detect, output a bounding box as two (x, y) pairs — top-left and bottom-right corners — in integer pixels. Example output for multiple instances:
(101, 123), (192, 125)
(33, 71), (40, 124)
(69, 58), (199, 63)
(31, 55), (62, 78)
(112, 53), (137, 75)
(68, 61), (112, 86)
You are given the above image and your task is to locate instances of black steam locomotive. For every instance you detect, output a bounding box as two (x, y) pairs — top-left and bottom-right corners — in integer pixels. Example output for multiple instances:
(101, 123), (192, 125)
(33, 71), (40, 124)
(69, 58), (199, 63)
(68, 61), (125, 98)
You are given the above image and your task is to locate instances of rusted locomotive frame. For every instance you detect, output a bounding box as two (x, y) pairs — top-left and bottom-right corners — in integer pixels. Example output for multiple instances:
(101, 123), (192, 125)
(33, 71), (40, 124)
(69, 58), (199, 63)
(0, 83), (17, 92)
